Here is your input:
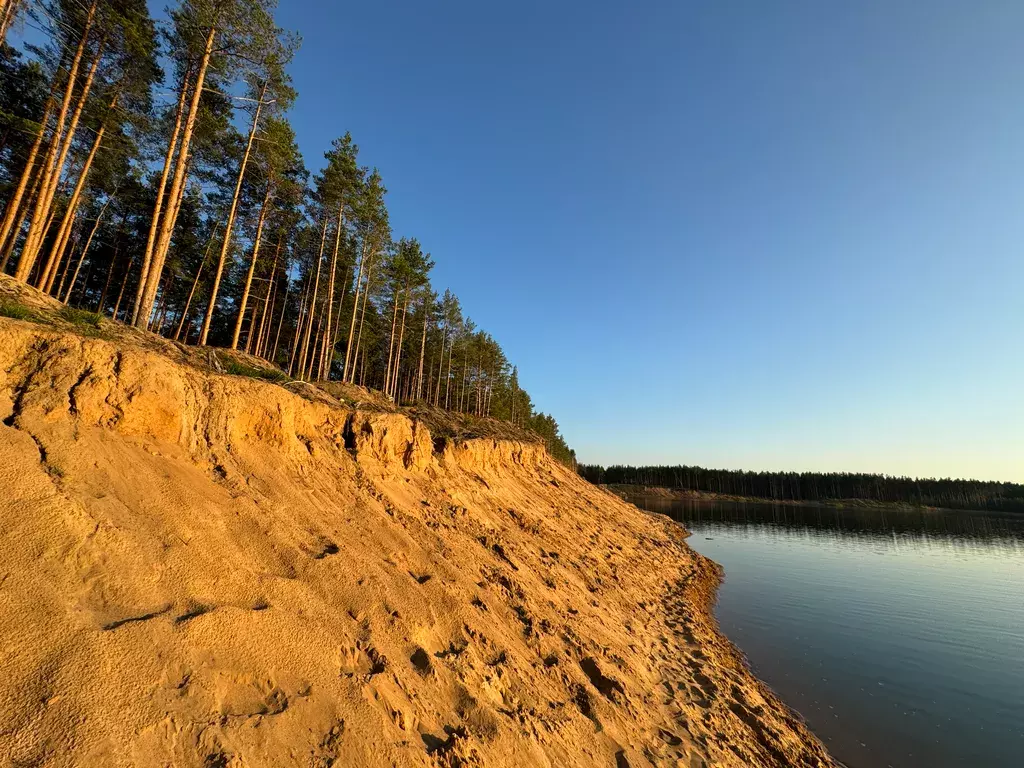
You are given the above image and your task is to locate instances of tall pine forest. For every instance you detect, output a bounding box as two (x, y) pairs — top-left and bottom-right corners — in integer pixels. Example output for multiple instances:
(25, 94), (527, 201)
(0, 0), (574, 465)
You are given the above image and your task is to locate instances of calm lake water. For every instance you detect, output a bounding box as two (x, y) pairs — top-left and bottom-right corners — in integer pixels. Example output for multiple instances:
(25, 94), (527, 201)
(626, 493), (1024, 768)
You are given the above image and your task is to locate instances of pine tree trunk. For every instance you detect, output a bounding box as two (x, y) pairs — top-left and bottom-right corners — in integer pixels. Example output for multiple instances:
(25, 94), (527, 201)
(205, 81), (267, 346)
(342, 239), (370, 382)
(247, 281), (264, 354)
(23, 37), (105, 281)
(15, 5), (99, 280)
(53, 220), (79, 299)
(416, 294), (428, 400)
(173, 223), (219, 341)
(62, 204), (104, 303)
(43, 194), (81, 294)
(28, 175), (72, 284)
(303, 224), (331, 378)
(390, 283), (410, 400)
(111, 256), (134, 320)
(445, 339), (454, 409)
(304, 307), (323, 381)
(270, 279), (290, 365)
(0, 150), (52, 273)
(0, 95), (55, 254)
(250, 239), (280, 356)
(351, 259), (375, 384)
(252, 267), (274, 356)
(288, 272), (312, 375)
(132, 67), (190, 325)
(475, 352), (483, 416)
(328, 262), (351, 370)
(256, 286), (271, 356)
(297, 216), (328, 378)
(318, 205), (344, 379)
(153, 271), (171, 333)
(146, 141), (193, 319)
(0, 0), (19, 43)
(435, 325), (447, 406)
(44, 195), (79, 294)
(40, 97), (114, 292)
(426, 351), (434, 404)
(96, 241), (118, 312)
(137, 24), (217, 330)
(229, 182), (271, 349)
(384, 286), (400, 396)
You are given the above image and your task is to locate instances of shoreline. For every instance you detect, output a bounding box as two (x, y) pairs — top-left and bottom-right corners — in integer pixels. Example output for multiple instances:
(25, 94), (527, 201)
(628, 495), (847, 768)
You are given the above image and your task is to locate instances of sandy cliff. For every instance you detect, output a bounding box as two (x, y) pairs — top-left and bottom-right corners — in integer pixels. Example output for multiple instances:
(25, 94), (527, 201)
(0, 316), (836, 767)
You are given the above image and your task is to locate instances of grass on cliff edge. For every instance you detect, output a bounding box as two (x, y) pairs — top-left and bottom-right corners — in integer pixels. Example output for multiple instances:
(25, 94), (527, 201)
(0, 293), (108, 338)
(0, 298), (45, 324)
(224, 360), (290, 383)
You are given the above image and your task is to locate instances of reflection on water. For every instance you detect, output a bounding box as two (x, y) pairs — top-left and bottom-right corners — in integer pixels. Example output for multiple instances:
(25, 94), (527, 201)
(627, 494), (1024, 768)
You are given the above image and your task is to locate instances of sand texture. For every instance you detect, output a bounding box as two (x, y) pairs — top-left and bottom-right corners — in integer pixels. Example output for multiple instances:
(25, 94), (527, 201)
(0, 317), (837, 767)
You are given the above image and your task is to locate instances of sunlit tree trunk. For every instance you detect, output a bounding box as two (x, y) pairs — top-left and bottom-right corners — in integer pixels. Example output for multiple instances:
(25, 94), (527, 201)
(96, 244), (118, 312)
(434, 327), (447, 406)
(383, 285), (400, 395)
(0, 159), (49, 273)
(132, 68), (189, 325)
(351, 258), (375, 383)
(342, 239), (369, 382)
(43, 195), (81, 294)
(40, 101), (113, 292)
(0, 95), (54, 255)
(137, 24), (217, 330)
(173, 223), (220, 341)
(203, 79), (266, 346)
(250, 239), (280, 356)
(23, 39), (104, 280)
(111, 256), (134, 320)
(16, 3), (99, 280)
(288, 272), (312, 375)
(0, 0), (20, 43)
(445, 338), (454, 409)
(415, 295), (428, 400)
(229, 182), (271, 349)
(328, 262), (351, 370)
(53, 220), (80, 299)
(270, 279), (290, 364)
(297, 216), (328, 378)
(460, 350), (470, 412)
(252, 269), (273, 356)
(390, 283), (410, 400)
(318, 205), (344, 379)
(61, 198), (107, 303)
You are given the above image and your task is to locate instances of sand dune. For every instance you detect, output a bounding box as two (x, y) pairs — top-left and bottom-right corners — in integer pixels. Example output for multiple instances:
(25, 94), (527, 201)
(0, 318), (836, 767)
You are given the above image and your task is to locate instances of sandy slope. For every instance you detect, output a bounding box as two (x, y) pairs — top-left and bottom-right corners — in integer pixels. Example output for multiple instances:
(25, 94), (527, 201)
(0, 319), (836, 768)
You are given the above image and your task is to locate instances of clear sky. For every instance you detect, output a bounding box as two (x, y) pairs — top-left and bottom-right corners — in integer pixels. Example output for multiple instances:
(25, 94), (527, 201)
(273, 0), (1022, 482)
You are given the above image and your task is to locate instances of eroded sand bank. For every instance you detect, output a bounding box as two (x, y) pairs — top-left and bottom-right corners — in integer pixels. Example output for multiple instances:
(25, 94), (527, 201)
(0, 319), (836, 767)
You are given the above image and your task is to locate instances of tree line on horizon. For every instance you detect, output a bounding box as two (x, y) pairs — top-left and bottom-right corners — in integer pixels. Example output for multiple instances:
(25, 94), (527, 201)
(0, 0), (574, 465)
(578, 464), (1024, 513)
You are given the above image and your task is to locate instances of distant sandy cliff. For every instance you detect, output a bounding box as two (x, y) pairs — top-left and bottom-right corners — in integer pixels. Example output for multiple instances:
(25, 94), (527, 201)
(0, 317), (836, 767)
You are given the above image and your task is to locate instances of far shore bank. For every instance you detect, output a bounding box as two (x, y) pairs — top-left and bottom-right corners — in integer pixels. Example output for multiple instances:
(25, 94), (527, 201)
(606, 483), (965, 513)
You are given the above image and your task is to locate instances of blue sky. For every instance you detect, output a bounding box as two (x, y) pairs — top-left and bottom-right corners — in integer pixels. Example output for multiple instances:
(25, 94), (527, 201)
(275, 1), (1020, 480)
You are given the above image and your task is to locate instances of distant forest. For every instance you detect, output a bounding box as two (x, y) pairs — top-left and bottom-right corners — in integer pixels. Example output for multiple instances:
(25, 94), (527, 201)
(578, 464), (1024, 513)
